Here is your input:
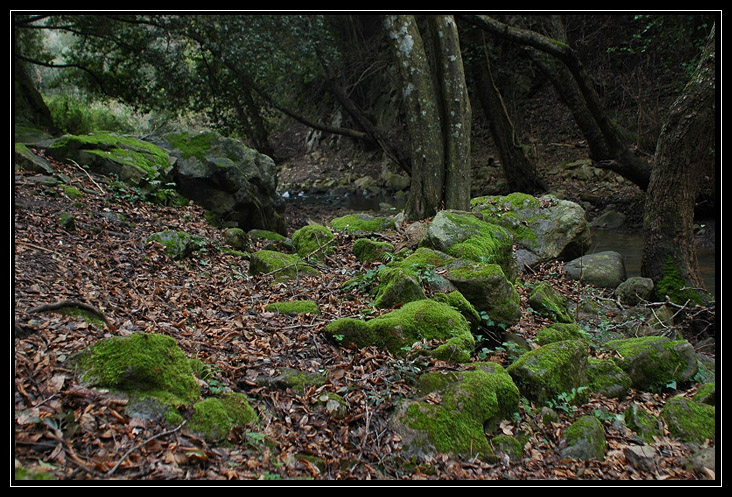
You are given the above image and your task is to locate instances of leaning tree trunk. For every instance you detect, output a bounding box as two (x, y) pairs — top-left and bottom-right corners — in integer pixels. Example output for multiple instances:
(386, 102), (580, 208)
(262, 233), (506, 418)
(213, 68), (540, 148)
(473, 51), (546, 194)
(466, 14), (653, 190)
(641, 24), (715, 305)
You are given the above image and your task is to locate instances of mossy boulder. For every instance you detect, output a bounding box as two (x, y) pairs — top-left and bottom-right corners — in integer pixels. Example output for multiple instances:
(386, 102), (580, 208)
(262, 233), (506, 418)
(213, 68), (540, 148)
(377, 247), (521, 328)
(624, 403), (663, 443)
(390, 362), (520, 460)
(535, 323), (590, 346)
(249, 250), (320, 283)
(419, 210), (517, 281)
(145, 230), (203, 260)
(189, 392), (259, 442)
(71, 333), (201, 408)
(528, 282), (574, 323)
(506, 340), (589, 406)
(615, 276), (654, 306)
(373, 267), (426, 309)
(604, 336), (698, 392)
(330, 213), (395, 234)
(292, 224), (335, 260)
(15, 142), (55, 174)
(431, 291), (482, 331)
(352, 238), (395, 264)
(224, 227), (250, 251)
(560, 415), (606, 461)
(248, 229), (293, 251)
(46, 132), (174, 186)
(324, 299), (474, 362)
(564, 251), (627, 289)
(470, 193), (591, 269)
(661, 396), (715, 444)
(265, 300), (321, 316)
(587, 358), (633, 398)
(161, 131), (286, 234)
(255, 367), (328, 394)
(440, 259), (522, 328)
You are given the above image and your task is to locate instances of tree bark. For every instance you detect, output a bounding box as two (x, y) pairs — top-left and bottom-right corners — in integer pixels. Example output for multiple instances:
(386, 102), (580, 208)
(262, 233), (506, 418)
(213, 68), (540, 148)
(641, 24), (715, 305)
(473, 50), (546, 194)
(428, 15), (472, 211)
(384, 14), (446, 220)
(465, 14), (653, 190)
(384, 14), (472, 220)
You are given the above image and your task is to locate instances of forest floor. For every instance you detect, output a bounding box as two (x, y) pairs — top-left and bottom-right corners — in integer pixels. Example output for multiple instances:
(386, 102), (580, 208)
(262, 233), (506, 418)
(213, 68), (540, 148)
(13, 140), (717, 483)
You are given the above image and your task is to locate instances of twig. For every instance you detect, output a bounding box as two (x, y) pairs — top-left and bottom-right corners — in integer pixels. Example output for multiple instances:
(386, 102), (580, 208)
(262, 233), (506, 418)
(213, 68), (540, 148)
(67, 159), (106, 195)
(29, 299), (111, 326)
(106, 421), (186, 476)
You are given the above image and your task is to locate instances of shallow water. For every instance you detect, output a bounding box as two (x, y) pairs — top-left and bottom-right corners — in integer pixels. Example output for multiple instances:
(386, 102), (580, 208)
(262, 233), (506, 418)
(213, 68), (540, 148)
(590, 229), (716, 298)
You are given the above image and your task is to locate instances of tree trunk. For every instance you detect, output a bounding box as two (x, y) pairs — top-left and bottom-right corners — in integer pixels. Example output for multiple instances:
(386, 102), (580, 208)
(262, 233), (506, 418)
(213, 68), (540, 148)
(384, 14), (472, 220)
(641, 24), (715, 305)
(473, 51), (546, 194)
(428, 16), (472, 211)
(465, 14), (653, 190)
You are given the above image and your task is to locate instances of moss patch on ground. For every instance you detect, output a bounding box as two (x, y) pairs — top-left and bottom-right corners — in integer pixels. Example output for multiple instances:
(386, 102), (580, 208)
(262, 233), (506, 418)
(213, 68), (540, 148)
(72, 333), (201, 407)
(189, 392), (259, 442)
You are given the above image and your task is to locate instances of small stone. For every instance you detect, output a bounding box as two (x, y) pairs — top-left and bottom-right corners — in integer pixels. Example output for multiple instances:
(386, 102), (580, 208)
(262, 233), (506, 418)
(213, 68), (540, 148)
(623, 445), (657, 473)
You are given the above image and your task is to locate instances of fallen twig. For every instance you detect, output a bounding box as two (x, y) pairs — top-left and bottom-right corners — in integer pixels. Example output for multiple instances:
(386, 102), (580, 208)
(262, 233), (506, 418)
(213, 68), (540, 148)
(106, 421), (187, 476)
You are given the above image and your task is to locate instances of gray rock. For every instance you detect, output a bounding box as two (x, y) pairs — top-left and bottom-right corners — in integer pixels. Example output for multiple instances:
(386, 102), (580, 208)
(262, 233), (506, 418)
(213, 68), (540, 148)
(564, 251), (626, 289)
(561, 415), (606, 461)
(164, 132), (286, 235)
(615, 276), (654, 306)
(471, 193), (591, 270)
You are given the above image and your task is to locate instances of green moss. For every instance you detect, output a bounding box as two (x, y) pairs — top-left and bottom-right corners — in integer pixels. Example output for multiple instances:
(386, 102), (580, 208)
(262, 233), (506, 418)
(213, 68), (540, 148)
(265, 300), (321, 315)
(353, 238), (395, 263)
(373, 267), (426, 309)
(15, 466), (56, 480)
(431, 291), (481, 329)
(249, 250), (320, 282)
(166, 132), (217, 161)
(563, 415), (606, 461)
(624, 403), (661, 443)
(50, 132), (171, 177)
(291, 224), (335, 260)
(536, 323), (589, 346)
(63, 185), (84, 199)
(587, 358), (632, 398)
(330, 214), (394, 234)
(74, 333), (200, 407)
(189, 392), (259, 442)
(528, 282), (574, 323)
(657, 256), (708, 305)
(661, 396), (715, 444)
(400, 364), (519, 459)
(325, 299), (474, 360)
(506, 340), (589, 406)
(605, 336), (698, 391)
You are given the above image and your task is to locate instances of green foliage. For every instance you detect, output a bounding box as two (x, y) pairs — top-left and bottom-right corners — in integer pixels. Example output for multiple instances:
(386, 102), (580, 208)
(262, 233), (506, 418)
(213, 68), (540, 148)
(546, 386), (589, 415)
(45, 93), (136, 135)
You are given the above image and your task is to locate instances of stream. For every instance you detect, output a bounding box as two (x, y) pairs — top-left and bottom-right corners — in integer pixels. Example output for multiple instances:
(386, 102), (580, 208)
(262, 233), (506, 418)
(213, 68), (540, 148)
(283, 192), (717, 299)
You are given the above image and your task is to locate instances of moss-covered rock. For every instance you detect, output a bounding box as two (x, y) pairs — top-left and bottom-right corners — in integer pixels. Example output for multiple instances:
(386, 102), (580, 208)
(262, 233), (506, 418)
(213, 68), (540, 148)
(265, 300), (321, 316)
(249, 250), (320, 282)
(248, 229), (293, 251)
(390, 362), (520, 460)
(352, 238), (395, 264)
(490, 434), (527, 462)
(431, 291), (482, 331)
(587, 358), (632, 398)
(189, 392), (259, 442)
(224, 227), (249, 251)
(373, 267), (426, 309)
(605, 336), (698, 392)
(560, 415), (606, 461)
(47, 132), (174, 186)
(324, 299), (474, 361)
(528, 282), (574, 323)
(535, 323), (589, 346)
(145, 230), (203, 260)
(506, 340), (589, 406)
(470, 193), (591, 268)
(291, 224), (335, 260)
(330, 213), (395, 234)
(419, 210), (517, 281)
(661, 396), (715, 444)
(72, 333), (201, 408)
(615, 276), (654, 306)
(624, 403), (662, 443)
(255, 367), (328, 394)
